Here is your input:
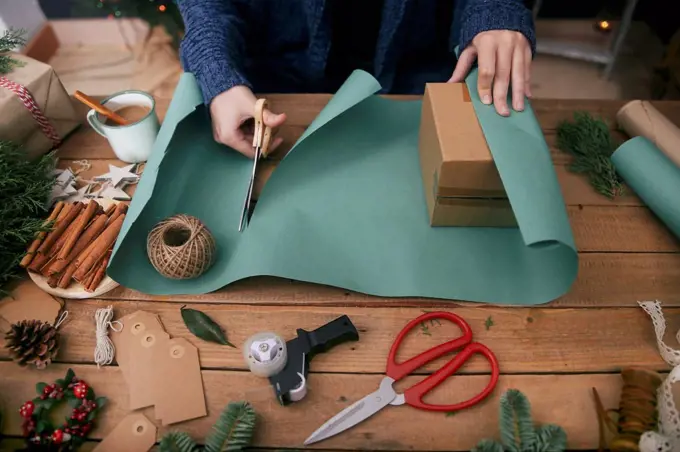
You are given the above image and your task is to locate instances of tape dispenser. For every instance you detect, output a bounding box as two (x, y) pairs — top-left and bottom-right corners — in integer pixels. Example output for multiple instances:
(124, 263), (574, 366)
(243, 315), (359, 405)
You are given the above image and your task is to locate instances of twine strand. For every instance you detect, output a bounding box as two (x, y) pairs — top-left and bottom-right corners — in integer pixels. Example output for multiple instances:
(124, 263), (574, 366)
(94, 306), (120, 367)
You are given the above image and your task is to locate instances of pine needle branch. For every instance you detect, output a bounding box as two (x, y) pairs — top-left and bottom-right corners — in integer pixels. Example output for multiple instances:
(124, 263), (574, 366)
(470, 389), (567, 452)
(0, 141), (56, 294)
(556, 112), (624, 199)
(159, 401), (256, 452)
(0, 28), (27, 75)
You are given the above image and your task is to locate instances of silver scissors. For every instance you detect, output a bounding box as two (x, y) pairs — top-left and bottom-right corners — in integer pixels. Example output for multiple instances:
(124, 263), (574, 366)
(239, 98), (272, 231)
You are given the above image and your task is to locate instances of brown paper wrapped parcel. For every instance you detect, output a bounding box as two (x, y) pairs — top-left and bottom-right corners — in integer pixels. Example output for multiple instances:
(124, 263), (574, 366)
(0, 54), (80, 158)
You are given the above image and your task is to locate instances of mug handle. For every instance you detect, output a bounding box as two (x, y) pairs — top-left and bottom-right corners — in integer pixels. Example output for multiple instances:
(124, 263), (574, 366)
(86, 110), (107, 137)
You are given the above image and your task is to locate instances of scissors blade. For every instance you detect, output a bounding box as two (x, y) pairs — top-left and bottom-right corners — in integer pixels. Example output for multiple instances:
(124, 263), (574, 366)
(238, 147), (262, 231)
(303, 377), (396, 446)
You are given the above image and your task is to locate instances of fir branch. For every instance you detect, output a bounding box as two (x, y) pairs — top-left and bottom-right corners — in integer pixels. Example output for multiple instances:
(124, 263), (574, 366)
(470, 389), (567, 452)
(159, 401), (256, 452)
(0, 28), (27, 74)
(204, 401), (256, 452)
(556, 112), (624, 199)
(0, 141), (56, 293)
(499, 390), (536, 452)
(159, 432), (201, 452)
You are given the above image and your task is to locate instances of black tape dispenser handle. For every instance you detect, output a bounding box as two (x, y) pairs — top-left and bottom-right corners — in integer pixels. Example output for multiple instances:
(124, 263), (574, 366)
(300, 315), (359, 358)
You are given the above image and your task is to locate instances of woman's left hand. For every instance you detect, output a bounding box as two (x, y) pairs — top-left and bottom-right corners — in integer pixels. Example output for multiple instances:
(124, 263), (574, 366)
(449, 30), (532, 117)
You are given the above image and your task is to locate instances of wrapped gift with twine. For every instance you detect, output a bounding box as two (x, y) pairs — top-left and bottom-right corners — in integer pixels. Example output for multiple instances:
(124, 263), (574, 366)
(0, 53), (80, 159)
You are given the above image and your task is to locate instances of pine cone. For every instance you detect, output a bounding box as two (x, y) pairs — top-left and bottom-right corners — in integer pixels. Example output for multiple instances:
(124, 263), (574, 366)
(4, 320), (59, 369)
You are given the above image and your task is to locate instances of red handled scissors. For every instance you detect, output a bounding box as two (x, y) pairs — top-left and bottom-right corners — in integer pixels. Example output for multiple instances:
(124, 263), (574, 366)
(303, 311), (500, 445)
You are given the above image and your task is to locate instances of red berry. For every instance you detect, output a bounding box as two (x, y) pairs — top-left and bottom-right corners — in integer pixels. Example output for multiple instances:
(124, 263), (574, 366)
(43, 386), (51, 395)
(52, 429), (64, 444)
(73, 382), (88, 399)
(19, 401), (35, 418)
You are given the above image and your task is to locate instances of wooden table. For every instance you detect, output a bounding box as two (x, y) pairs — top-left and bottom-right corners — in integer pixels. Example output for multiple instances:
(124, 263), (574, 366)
(2, 96), (680, 451)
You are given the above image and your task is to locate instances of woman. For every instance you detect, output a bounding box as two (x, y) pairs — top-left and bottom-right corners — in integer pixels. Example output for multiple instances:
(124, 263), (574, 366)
(178, 0), (535, 157)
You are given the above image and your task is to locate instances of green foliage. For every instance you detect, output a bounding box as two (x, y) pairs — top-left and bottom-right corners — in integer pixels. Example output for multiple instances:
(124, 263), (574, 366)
(0, 141), (57, 293)
(180, 306), (235, 347)
(0, 28), (27, 75)
(471, 389), (567, 452)
(160, 401), (257, 452)
(556, 112), (624, 199)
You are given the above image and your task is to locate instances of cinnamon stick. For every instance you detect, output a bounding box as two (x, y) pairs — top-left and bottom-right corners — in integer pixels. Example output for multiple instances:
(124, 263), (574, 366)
(46, 273), (60, 288)
(47, 214), (108, 276)
(108, 203), (128, 225)
(56, 266), (74, 289)
(28, 205), (83, 272)
(104, 204), (116, 217)
(35, 202), (83, 256)
(20, 201), (64, 268)
(73, 214), (125, 281)
(58, 201), (98, 260)
(86, 250), (111, 292)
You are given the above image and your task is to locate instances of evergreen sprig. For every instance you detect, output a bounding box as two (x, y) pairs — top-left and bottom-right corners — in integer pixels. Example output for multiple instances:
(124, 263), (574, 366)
(0, 141), (57, 293)
(556, 112), (624, 199)
(159, 401), (257, 452)
(0, 28), (27, 75)
(471, 389), (567, 452)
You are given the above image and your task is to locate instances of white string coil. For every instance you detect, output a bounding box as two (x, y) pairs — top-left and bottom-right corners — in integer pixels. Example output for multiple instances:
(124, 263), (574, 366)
(94, 306), (122, 368)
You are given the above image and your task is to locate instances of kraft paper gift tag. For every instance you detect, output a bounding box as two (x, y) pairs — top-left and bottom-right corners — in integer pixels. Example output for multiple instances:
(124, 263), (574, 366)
(150, 337), (207, 425)
(111, 310), (165, 385)
(114, 310), (207, 424)
(127, 327), (171, 410)
(92, 413), (156, 452)
(0, 280), (62, 326)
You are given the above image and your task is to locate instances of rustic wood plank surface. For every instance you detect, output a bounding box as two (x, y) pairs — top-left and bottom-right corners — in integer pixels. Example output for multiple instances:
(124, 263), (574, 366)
(2, 96), (680, 451)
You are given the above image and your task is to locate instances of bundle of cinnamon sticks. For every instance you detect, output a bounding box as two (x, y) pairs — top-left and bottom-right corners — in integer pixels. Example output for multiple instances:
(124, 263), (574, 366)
(20, 200), (127, 292)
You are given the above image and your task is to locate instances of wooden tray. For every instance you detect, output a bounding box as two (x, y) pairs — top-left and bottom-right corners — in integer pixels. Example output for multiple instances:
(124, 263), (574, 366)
(28, 198), (120, 299)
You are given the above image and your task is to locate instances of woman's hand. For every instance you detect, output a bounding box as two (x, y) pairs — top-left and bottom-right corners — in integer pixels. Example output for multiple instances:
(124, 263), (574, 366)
(449, 30), (532, 117)
(209, 85), (287, 158)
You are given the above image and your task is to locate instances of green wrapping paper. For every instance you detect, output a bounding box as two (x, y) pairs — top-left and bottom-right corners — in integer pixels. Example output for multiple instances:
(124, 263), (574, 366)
(611, 136), (680, 238)
(108, 69), (579, 304)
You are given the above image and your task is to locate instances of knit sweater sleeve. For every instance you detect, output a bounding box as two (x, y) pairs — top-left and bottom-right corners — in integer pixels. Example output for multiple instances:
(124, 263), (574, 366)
(178, 0), (252, 105)
(456, 0), (536, 56)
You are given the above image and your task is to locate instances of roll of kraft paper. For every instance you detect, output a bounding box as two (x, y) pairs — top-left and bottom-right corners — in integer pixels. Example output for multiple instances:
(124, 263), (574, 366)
(616, 100), (680, 168)
(611, 136), (680, 238)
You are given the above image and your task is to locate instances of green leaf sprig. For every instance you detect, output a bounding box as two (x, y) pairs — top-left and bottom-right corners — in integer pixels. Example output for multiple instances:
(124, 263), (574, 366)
(180, 306), (235, 348)
(556, 111), (624, 199)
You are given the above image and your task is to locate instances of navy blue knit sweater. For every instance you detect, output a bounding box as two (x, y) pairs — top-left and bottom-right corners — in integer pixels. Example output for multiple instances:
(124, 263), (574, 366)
(178, 0), (535, 105)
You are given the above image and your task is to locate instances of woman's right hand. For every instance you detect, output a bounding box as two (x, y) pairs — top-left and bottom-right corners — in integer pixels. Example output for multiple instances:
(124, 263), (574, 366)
(209, 85), (287, 158)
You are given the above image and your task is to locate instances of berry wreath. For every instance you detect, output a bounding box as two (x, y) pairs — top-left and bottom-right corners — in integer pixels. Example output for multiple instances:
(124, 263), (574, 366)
(18, 368), (107, 450)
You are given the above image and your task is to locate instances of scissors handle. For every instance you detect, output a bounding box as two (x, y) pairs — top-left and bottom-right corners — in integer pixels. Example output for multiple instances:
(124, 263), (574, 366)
(404, 342), (499, 411)
(386, 312), (473, 381)
(253, 98), (273, 157)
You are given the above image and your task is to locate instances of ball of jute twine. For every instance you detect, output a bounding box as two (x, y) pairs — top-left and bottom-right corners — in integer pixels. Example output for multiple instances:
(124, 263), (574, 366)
(146, 214), (216, 280)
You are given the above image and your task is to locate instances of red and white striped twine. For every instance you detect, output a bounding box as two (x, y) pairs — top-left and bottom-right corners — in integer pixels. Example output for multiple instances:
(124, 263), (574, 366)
(0, 76), (62, 147)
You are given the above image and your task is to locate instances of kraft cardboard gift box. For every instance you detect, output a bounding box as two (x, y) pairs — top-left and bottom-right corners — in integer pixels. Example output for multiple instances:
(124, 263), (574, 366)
(418, 82), (516, 227)
(0, 53), (80, 159)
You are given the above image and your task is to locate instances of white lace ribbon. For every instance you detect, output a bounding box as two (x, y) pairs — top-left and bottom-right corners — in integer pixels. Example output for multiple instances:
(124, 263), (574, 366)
(639, 300), (680, 452)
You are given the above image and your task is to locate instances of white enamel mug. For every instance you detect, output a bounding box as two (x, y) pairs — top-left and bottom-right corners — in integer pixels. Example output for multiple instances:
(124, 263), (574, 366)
(86, 90), (160, 163)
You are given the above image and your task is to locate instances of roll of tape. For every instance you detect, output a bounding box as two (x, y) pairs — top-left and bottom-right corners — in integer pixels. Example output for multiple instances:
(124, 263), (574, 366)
(243, 332), (287, 377)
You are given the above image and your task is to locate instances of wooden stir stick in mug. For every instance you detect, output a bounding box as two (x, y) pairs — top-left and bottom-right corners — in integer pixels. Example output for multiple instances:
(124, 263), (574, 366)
(74, 90), (131, 126)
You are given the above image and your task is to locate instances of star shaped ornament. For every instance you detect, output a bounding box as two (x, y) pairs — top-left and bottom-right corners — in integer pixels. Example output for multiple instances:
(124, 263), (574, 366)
(54, 168), (75, 188)
(99, 184), (131, 201)
(94, 164), (139, 188)
(64, 184), (92, 203)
